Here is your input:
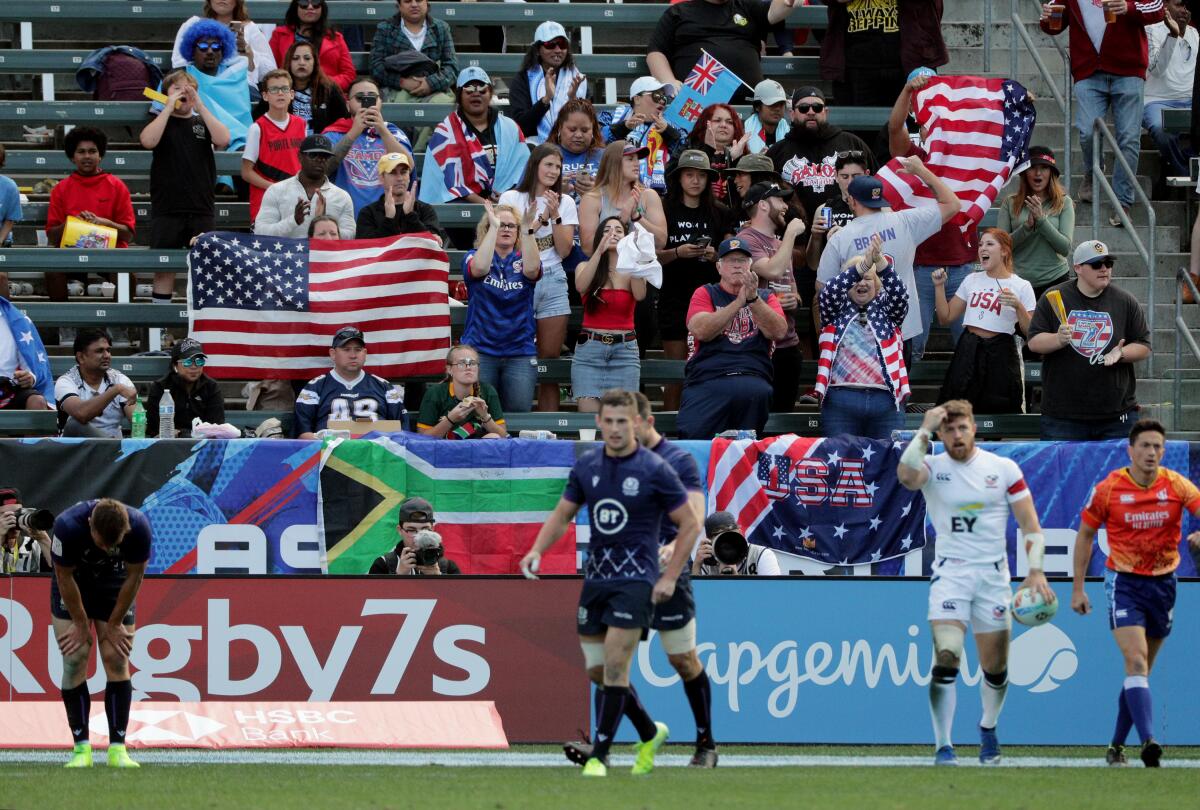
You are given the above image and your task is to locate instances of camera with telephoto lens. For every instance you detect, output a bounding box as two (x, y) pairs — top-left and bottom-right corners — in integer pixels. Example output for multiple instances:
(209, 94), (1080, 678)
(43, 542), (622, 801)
(702, 511), (749, 571)
(16, 508), (55, 535)
(412, 529), (444, 567)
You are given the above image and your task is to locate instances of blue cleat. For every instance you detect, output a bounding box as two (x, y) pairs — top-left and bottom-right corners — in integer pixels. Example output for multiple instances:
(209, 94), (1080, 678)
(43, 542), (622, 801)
(934, 745), (958, 766)
(979, 725), (1001, 765)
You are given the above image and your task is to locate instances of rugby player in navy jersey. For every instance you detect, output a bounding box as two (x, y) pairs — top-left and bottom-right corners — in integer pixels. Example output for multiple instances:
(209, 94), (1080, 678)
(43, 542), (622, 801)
(564, 392), (717, 768)
(293, 326), (407, 438)
(521, 389), (701, 777)
(50, 499), (151, 769)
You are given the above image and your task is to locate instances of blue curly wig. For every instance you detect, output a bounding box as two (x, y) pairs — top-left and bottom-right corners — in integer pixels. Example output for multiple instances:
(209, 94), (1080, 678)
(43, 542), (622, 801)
(180, 18), (237, 64)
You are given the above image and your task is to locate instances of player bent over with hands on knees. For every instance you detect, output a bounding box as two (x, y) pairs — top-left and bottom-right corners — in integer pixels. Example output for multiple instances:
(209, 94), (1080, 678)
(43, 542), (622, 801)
(896, 400), (1053, 766)
(51, 499), (151, 769)
(1071, 419), (1200, 768)
(520, 389), (700, 777)
(563, 392), (718, 769)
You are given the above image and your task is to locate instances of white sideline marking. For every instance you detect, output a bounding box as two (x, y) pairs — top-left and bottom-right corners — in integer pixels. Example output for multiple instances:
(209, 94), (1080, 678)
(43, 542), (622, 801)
(0, 750), (1196, 768)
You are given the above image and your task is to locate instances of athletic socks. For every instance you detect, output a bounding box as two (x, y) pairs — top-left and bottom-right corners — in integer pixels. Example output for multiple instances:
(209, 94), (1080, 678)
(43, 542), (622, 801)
(621, 684), (658, 742)
(1122, 676), (1153, 744)
(683, 670), (715, 749)
(1112, 687), (1133, 747)
(104, 680), (133, 745)
(61, 683), (91, 744)
(980, 669), (1008, 730)
(590, 686), (628, 763)
(929, 665), (958, 750)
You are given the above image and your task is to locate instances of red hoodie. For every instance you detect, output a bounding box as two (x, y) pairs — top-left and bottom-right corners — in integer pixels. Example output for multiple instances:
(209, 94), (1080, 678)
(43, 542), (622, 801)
(46, 172), (136, 248)
(1040, 0), (1167, 82)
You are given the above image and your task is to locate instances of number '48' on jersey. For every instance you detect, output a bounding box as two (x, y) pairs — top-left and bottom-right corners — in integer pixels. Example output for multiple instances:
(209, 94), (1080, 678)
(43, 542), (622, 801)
(294, 371), (406, 434)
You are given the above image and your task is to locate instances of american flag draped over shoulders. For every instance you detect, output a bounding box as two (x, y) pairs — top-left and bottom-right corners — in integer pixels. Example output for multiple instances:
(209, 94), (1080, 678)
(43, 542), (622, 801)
(707, 435), (928, 567)
(188, 232), (450, 380)
(876, 76), (1036, 228)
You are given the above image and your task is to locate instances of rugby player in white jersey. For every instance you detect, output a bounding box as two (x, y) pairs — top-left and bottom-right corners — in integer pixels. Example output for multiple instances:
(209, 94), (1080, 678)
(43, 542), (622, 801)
(896, 399), (1054, 765)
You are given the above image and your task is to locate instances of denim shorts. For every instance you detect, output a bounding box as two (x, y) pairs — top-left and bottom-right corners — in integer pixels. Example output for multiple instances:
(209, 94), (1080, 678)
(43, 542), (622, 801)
(533, 264), (571, 319)
(570, 338), (640, 399)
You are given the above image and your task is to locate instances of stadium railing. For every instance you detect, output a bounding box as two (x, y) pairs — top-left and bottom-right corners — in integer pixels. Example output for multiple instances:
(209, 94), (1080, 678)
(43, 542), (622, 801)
(0, 101), (890, 130)
(0, 50), (826, 83)
(0, 2), (828, 29)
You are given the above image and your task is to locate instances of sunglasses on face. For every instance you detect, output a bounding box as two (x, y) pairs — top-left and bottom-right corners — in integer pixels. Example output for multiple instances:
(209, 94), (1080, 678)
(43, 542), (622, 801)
(194, 41), (223, 52)
(794, 103), (825, 114)
(637, 91), (668, 105)
(179, 356), (207, 368)
(541, 39), (569, 51)
(451, 359), (480, 368)
(1084, 258), (1114, 269)
(300, 0), (323, 7)
(462, 83), (490, 95)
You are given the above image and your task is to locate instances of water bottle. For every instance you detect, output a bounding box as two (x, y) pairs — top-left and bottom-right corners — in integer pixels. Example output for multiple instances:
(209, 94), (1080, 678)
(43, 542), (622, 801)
(130, 398), (147, 439)
(157, 390), (175, 439)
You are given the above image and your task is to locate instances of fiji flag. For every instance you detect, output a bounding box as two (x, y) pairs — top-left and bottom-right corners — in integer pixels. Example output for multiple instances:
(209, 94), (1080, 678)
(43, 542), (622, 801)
(707, 434), (927, 567)
(663, 51), (746, 133)
(0, 297), (54, 405)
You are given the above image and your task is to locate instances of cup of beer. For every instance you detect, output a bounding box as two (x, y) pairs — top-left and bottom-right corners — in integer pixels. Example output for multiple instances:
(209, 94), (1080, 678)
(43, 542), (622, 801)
(1046, 4), (1066, 32)
(1104, 3), (1118, 23)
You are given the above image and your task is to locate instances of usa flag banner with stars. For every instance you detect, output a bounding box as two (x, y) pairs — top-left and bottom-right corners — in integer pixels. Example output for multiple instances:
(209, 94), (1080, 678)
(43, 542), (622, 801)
(188, 232), (451, 380)
(663, 51), (746, 133)
(876, 76), (1036, 229)
(707, 435), (928, 567)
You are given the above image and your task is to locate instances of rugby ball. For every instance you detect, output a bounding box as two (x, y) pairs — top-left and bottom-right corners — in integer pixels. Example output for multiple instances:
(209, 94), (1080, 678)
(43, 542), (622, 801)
(1011, 587), (1059, 627)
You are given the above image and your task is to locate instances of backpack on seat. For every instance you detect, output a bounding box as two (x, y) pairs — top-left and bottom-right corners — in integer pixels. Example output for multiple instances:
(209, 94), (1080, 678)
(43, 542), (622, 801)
(76, 46), (164, 101)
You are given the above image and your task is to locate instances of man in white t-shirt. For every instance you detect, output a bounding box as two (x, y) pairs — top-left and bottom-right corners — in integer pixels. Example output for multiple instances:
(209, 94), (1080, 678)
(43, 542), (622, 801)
(896, 399), (1054, 767)
(54, 328), (137, 438)
(1143, 1), (1197, 178)
(816, 157), (961, 352)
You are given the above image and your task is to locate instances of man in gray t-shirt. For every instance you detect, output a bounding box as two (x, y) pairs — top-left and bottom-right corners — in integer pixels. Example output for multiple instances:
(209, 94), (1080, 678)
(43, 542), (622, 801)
(816, 157), (960, 341)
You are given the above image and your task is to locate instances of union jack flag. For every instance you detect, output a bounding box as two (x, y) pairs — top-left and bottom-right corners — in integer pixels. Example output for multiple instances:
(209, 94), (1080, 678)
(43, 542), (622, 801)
(685, 51), (726, 95)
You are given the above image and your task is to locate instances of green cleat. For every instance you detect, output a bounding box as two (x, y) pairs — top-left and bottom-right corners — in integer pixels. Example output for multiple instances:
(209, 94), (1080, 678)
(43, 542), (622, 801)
(64, 742), (93, 769)
(581, 757), (607, 777)
(631, 721), (669, 775)
(106, 744), (140, 769)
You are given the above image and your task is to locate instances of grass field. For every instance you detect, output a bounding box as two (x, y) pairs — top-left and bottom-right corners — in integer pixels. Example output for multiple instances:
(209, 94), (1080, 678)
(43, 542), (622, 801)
(3, 745), (1198, 810)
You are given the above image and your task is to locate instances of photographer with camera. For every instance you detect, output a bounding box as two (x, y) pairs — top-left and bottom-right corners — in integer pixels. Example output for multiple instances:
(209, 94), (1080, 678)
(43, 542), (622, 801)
(0, 487), (54, 573)
(368, 496), (461, 576)
(693, 511), (781, 576)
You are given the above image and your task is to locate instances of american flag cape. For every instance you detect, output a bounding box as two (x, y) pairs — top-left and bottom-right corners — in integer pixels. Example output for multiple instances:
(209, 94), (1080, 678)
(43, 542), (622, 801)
(707, 435), (928, 566)
(187, 232), (451, 380)
(876, 76), (1036, 229)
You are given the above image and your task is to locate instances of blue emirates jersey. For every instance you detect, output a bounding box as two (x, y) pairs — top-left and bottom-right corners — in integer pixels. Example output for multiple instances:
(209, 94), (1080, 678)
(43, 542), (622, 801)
(461, 250), (538, 357)
(563, 445), (689, 584)
(51, 500), (152, 579)
(294, 370), (406, 435)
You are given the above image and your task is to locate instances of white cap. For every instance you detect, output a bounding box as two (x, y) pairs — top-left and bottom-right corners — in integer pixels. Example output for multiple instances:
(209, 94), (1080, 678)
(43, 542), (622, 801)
(1072, 240), (1114, 266)
(534, 21), (568, 44)
(752, 79), (786, 106)
(629, 76), (675, 99)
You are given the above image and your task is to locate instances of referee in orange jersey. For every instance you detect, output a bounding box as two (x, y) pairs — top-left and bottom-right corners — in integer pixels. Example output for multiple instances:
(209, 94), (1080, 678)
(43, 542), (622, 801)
(1071, 419), (1200, 768)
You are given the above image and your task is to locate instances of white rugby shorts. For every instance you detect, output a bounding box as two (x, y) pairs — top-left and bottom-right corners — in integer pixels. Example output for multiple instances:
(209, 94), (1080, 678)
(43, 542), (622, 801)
(927, 558), (1012, 632)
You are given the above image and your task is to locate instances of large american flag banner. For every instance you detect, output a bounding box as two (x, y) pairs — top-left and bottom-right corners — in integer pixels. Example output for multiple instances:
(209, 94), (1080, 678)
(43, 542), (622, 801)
(876, 76), (1035, 228)
(188, 232), (451, 380)
(707, 435), (928, 568)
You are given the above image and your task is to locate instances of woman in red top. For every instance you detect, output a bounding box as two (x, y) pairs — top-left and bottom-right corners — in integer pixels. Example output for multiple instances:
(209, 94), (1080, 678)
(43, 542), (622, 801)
(45, 126), (134, 302)
(571, 216), (647, 413)
(269, 0), (355, 92)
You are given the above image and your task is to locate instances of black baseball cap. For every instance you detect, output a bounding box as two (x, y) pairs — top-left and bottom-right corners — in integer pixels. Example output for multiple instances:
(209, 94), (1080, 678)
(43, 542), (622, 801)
(742, 181), (790, 209)
(791, 86), (825, 107)
(171, 337), (206, 362)
(704, 511), (744, 540)
(331, 326), (366, 348)
(300, 134), (335, 155)
(397, 496), (435, 525)
(847, 175), (887, 209)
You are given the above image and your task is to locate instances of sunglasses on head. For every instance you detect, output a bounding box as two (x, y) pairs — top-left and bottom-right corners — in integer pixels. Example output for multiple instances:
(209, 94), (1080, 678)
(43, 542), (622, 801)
(794, 103), (825, 114)
(541, 39), (569, 51)
(1084, 258), (1114, 269)
(179, 356), (207, 368)
(837, 150), (865, 159)
(194, 41), (223, 52)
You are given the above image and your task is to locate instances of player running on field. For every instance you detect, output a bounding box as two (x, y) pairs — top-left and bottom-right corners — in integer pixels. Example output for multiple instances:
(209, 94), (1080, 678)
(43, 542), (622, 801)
(563, 392), (717, 768)
(51, 498), (151, 769)
(521, 389), (700, 777)
(897, 400), (1053, 766)
(1071, 418), (1200, 768)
